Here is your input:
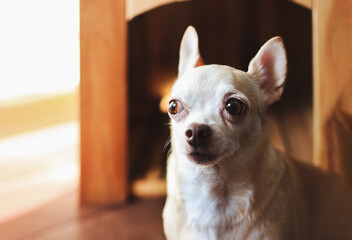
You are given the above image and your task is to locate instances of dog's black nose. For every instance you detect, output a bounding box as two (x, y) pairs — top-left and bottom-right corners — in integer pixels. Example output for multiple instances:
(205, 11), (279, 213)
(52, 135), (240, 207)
(185, 124), (211, 147)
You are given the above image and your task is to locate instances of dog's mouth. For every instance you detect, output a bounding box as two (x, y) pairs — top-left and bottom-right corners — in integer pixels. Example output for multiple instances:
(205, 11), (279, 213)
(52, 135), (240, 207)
(187, 151), (217, 165)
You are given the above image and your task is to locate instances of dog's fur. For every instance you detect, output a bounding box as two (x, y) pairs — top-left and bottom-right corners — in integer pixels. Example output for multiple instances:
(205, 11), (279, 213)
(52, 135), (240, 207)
(162, 26), (352, 240)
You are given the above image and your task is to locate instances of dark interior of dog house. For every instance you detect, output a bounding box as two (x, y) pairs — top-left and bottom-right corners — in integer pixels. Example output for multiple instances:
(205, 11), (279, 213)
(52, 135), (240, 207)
(1, 0), (352, 239)
(128, 0), (312, 190)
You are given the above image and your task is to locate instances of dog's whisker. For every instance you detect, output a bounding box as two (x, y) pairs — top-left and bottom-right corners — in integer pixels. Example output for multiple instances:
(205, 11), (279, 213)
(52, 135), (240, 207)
(166, 145), (173, 158)
(163, 135), (172, 154)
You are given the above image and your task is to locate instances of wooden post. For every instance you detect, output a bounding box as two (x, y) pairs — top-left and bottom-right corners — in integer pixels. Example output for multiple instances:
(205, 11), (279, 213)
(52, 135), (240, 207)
(80, 0), (128, 204)
(288, 0), (311, 10)
(312, 0), (352, 175)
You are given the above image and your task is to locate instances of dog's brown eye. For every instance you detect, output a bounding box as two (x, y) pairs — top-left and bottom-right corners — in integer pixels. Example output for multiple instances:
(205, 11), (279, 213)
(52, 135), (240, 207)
(225, 98), (246, 116)
(168, 100), (184, 115)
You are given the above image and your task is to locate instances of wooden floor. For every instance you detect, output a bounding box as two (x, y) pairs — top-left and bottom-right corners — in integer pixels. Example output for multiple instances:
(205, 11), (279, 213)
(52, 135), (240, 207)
(0, 191), (166, 240)
(0, 100), (312, 240)
(0, 122), (166, 240)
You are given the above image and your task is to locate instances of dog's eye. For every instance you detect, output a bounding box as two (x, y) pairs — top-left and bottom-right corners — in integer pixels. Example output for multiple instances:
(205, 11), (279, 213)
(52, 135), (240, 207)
(225, 98), (246, 116)
(168, 100), (184, 115)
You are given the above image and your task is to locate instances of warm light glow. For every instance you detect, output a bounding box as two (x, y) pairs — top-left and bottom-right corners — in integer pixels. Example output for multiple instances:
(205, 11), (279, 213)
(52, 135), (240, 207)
(160, 91), (171, 113)
(159, 81), (174, 113)
(0, 0), (80, 101)
(131, 168), (166, 197)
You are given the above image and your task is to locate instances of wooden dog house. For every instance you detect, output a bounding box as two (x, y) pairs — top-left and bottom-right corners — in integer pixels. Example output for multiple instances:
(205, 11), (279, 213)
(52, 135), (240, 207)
(80, 0), (352, 204)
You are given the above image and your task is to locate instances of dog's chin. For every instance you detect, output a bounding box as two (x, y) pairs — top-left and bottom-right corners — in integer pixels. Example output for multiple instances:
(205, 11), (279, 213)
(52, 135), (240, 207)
(187, 151), (217, 165)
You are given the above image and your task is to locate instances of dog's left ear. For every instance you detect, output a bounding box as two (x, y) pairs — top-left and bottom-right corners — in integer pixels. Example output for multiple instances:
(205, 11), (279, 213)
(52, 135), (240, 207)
(247, 37), (287, 105)
(178, 26), (204, 77)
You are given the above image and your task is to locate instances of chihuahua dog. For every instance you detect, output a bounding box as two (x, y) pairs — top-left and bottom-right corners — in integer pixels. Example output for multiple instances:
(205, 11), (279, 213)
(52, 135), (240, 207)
(162, 26), (352, 240)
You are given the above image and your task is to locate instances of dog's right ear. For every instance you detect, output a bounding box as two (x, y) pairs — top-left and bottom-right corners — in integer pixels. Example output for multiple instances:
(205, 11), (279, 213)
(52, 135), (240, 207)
(178, 26), (203, 77)
(247, 37), (287, 105)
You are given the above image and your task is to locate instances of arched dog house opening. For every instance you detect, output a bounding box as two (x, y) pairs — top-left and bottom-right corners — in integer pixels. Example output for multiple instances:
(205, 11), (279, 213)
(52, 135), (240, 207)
(81, 0), (352, 206)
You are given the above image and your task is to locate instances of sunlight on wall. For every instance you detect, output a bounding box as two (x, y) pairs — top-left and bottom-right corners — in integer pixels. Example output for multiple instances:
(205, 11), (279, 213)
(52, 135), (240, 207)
(0, 0), (79, 101)
(0, 0), (80, 223)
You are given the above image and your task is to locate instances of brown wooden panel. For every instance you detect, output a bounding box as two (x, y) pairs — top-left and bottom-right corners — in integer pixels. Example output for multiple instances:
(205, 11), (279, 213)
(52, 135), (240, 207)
(312, 0), (352, 176)
(80, 0), (128, 204)
(288, 0), (312, 9)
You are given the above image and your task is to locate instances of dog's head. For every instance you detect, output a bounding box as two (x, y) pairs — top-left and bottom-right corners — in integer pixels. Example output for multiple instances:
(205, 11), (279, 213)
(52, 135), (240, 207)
(168, 26), (286, 166)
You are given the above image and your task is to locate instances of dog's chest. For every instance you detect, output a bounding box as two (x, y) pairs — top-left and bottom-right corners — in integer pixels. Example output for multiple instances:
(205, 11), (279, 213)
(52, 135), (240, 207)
(180, 175), (254, 239)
